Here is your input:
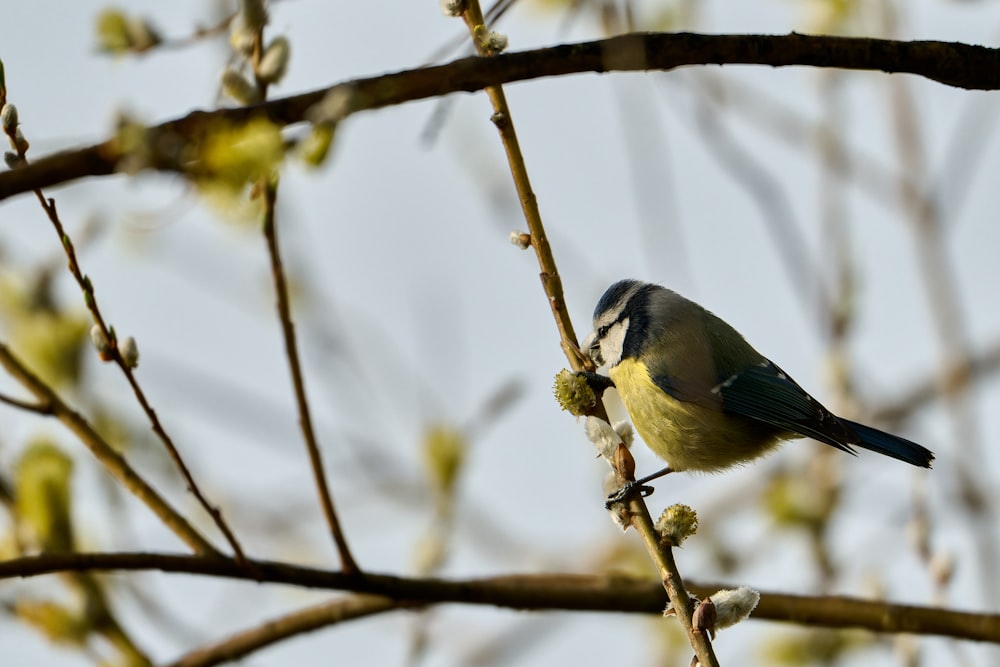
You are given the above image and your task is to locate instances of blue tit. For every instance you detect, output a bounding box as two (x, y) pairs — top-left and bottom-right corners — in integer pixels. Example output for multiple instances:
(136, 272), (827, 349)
(585, 280), (933, 482)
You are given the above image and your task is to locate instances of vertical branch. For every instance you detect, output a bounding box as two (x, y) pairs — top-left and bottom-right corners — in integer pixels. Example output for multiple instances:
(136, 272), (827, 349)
(453, 3), (720, 665)
(31, 193), (250, 567)
(458, 1), (586, 371)
(880, 1), (996, 601)
(261, 180), (359, 574)
(628, 496), (721, 667)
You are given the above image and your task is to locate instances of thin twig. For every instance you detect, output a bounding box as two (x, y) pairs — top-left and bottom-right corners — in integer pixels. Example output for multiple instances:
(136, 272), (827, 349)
(882, 2), (998, 602)
(261, 180), (359, 574)
(2, 551), (1000, 643)
(459, 1), (584, 368)
(0, 390), (53, 415)
(455, 4), (718, 663)
(165, 595), (405, 667)
(872, 339), (1000, 426)
(0, 343), (218, 555)
(28, 191), (250, 568)
(628, 496), (721, 666)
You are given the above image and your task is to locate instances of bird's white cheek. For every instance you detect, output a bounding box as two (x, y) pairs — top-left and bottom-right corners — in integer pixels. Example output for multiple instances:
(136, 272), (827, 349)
(600, 319), (628, 367)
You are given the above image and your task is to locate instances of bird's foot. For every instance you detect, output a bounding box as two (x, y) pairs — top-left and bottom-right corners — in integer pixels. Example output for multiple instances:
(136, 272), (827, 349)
(605, 481), (655, 509)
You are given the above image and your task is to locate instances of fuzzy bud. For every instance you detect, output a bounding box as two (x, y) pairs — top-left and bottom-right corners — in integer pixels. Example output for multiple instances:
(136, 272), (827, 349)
(655, 504), (699, 546)
(257, 36), (290, 85)
(484, 31), (508, 54)
(474, 25), (508, 55)
(708, 586), (759, 632)
(1, 103), (18, 135)
(585, 416), (621, 462)
(613, 420), (634, 448)
(120, 336), (139, 368)
(299, 123), (335, 167)
(509, 231), (531, 249)
(221, 67), (262, 105)
(441, 0), (465, 16)
(89, 324), (113, 362)
(553, 369), (596, 416)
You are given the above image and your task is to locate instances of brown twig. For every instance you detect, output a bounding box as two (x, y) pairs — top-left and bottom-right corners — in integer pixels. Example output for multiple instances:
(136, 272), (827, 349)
(0, 344), (218, 555)
(2, 551), (1000, 643)
(455, 3), (717, 664)
(628, 496), (721, 666)
(459, 2), (583, 367)
(30, 192), (250, 568)
(0, 390), (53, 415)
(1, 85), (249, 564)
(4, 33), (1000, 202)
(165, 595), (404, 667)
(871, 339), (1000, 426)
(261, 180), (359, 574)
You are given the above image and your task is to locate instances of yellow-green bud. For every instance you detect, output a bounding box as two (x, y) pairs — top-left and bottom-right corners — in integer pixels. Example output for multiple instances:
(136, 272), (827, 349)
(299, 123), (335, 167)
(95, 9), (132, 53)
(221, 68), (262, 106)
(655, 503), (698, 546)
(257, 36), (290, 85)
(553, 369), (596, 416)
(422, 423), (466, 501)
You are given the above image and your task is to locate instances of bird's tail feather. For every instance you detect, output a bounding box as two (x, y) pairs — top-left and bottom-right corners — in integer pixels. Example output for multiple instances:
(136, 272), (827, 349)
(841, 419), (934, 468)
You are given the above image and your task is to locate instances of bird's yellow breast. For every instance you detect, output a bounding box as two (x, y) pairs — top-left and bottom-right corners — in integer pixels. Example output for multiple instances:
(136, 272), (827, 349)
(609, 357), (784, 472)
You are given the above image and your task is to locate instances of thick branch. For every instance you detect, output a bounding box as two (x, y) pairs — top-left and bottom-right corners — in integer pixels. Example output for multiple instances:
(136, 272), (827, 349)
(2, 32), (999, 201)
(1, 552), (998, 643)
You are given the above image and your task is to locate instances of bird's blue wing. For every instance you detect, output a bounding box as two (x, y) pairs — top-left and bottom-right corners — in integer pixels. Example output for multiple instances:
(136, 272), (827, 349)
(713, 361), (858, 455)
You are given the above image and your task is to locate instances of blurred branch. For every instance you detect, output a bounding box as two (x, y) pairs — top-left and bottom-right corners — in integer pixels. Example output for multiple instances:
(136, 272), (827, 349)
(872, 339), (1000, 426)
(165, 595), (403, 667)
(261, 181), (358, 574)
(1, 80), (249, 565)
(0, 343), (219, 555)
(686, 74), (831, 323)
(0, 391), (53, 415)
(4, 33), (1000, 200)
(2, 552), (1000, 642)
(34, 195), (250, 567)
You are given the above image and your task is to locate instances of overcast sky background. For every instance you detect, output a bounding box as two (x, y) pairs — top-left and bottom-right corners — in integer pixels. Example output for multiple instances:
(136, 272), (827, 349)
(3, 1), (1000, 665)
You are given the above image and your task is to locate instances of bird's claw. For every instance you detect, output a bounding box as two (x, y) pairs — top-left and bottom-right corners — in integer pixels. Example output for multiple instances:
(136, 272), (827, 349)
(605, 481), (654, 509)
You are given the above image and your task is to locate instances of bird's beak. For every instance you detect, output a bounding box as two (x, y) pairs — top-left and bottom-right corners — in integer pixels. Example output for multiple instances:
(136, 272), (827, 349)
(582, 331), (603, 366)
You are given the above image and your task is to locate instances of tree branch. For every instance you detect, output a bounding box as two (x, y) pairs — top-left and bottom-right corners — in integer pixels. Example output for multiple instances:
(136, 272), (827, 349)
(0, 344), (219, 556)
(165, 595), (404, 667)
(2, 32), (999, 201)
(0, 551), (997, 643)
(261, 180), (358, 573)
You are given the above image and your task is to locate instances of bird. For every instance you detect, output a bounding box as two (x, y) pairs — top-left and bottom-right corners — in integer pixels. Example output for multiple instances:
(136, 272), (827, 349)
(583, 280), (933, 498)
